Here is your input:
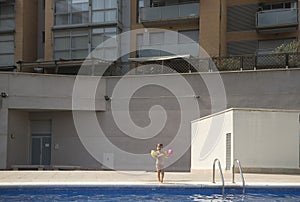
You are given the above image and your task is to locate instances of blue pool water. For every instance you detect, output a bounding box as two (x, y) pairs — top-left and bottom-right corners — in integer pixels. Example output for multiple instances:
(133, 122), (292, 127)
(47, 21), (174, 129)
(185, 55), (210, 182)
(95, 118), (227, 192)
(0, 185), (300, 201)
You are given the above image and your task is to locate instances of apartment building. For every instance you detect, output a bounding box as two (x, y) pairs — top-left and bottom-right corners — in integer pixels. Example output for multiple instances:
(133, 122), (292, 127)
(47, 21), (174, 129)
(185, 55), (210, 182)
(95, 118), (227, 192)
(131, 0), (299, 59)
(0, 0), (129, 72)
(0, 0), (298, 72)
(227, 0), (299, 55)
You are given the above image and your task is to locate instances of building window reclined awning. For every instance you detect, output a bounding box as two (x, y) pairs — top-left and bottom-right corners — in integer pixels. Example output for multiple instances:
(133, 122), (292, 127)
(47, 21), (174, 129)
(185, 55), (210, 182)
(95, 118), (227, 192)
(128, 54), (191, 62)
(128, 54), (197, 74)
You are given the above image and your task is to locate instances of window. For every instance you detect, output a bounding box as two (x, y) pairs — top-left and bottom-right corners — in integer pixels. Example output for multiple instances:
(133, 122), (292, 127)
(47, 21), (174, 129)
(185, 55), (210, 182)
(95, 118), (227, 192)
(178, 30), (199, 44)
(53, 29), (89, 60)
(92, 0), (117, 23)
(91, 27), (118, 59)
(262, 1), (297, 10)
(0, 34), (14, 66)
(92, 27), (117, 49)
(53, 0), (120, 60)
(55, 0), (89, 25)
(0, 0), (15, 65)
(54, 27), (118, 60)
(0, 3), (15, 31)
(54, 0), (118, 26)
(136, 33), (168, 57)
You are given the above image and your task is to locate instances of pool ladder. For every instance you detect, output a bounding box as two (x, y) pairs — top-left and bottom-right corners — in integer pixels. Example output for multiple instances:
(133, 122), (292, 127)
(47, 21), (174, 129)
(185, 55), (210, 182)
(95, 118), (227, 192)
(232, 159), (245, 194)
(212, 159), (225, 195)
(212, 158), (245, 195)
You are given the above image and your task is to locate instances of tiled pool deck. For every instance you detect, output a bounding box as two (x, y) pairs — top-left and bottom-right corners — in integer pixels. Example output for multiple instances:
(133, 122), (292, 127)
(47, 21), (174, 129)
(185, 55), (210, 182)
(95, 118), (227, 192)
(0, 170), (299, 187)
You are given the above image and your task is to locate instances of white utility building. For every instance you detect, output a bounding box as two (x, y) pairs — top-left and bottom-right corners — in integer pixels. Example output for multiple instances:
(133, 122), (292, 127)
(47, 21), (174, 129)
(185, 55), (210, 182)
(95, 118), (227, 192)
(191, 108), (300, 172)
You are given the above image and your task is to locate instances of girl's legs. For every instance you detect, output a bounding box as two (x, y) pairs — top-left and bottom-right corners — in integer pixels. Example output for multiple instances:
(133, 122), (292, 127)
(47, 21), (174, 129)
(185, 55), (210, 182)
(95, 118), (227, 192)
(157, 169), (161, 182)
(160, 169), (165, 183)
(157, 169), (165, 183)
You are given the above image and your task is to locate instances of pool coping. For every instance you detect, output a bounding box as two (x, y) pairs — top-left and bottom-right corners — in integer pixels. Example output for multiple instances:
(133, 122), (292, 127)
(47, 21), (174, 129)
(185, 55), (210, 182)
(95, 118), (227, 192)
(1, 170), (300, 188)
(1, 182), (300, 188)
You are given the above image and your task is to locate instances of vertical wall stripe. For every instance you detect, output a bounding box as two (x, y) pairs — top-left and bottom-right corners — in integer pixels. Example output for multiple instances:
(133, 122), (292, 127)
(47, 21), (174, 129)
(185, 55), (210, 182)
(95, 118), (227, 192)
(227, 4), (258, 32)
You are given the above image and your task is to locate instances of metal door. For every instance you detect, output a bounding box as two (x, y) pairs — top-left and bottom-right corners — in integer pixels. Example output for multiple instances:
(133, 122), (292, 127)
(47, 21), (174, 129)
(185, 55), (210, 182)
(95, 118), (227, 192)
(31, 136), (51, 165)
(31, 120), (52, 165)
(41, 137), (51, 165)
(31, 137), (41, 165)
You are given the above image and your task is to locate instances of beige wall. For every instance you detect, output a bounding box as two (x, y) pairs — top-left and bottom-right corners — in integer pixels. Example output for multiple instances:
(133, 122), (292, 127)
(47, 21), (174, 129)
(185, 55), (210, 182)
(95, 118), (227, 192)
(14, 1), (23, 65)
(44, 0), (54, 60)
(14, 0), (38, 69)
(200, 0), (226, 57)
(23, 0), (38, 62)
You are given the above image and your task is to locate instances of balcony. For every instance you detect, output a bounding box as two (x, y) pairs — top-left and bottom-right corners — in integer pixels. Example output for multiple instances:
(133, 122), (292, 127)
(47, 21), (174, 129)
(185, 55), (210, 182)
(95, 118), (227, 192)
(15, 52), (300, 76)
(256, 9), (298, 33)
(139, 3), (199, 26)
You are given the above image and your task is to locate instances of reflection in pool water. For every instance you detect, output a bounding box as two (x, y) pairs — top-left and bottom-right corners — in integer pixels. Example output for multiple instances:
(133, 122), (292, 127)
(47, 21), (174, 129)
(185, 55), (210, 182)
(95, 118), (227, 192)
(0, 186), (300, 201)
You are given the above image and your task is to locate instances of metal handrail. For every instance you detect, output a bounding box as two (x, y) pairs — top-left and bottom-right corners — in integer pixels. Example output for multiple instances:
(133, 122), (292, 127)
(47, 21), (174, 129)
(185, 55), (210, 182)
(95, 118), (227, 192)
(212, 158), (225, 195)
(232, 159), (245, 194)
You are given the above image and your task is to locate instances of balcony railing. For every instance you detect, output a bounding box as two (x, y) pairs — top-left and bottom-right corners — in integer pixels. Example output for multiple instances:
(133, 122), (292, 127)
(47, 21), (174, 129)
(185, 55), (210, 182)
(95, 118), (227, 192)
(15, 52), (300, 76)
(256, 9), (298, 32)
(139, 3), (199, 23)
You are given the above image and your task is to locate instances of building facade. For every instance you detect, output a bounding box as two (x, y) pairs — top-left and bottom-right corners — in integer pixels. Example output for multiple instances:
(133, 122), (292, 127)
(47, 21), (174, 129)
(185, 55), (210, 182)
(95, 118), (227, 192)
(0, 0), (300, 171)
(131, 0), (300, 59)
(1, 69), (300, 171)
(1, 0), (299, 72)
(0, 0), (130, 71)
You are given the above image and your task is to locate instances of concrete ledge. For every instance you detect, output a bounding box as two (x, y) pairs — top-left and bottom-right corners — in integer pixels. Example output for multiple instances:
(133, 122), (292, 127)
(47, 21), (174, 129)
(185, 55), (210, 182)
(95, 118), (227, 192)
(191, 168), (300, 175)
(241, 167), (300, 175)
(52, 165), (81, 170)
(11, 165), (45, 170)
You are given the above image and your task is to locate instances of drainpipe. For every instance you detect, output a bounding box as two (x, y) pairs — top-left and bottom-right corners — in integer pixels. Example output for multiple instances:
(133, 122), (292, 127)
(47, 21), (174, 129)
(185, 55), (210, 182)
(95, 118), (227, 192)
(219, 0), (222, 57)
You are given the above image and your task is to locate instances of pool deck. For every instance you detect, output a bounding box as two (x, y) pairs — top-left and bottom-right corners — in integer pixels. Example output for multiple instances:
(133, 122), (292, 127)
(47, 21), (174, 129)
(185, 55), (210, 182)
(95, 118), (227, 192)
(0, 170), (300, 187)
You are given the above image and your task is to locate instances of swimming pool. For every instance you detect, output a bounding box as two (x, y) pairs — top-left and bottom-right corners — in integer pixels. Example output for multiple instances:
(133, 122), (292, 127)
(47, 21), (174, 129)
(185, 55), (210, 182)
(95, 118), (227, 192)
(0, 185), (300, 201)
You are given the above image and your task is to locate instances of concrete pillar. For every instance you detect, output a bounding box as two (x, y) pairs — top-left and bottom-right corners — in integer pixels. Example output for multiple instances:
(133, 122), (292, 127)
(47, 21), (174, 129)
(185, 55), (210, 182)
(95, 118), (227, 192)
(200, 0), (227, 57)
(44, 0), (54, 60)
(0, 107), (8, 169)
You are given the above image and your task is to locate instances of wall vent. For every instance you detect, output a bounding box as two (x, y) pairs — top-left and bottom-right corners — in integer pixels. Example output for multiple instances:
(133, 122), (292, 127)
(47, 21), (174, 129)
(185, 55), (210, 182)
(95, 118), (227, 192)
(226, 133), (232, 170)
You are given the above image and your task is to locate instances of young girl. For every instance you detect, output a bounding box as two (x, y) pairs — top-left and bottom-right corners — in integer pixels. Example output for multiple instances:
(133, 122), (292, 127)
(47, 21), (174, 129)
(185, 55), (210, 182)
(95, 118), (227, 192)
(154, 143), (166, 183)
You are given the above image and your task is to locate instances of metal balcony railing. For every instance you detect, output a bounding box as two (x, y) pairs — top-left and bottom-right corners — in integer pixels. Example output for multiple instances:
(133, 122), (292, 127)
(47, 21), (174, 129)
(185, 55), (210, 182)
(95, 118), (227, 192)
(256, 9), (298, 29)
(139, 3), (199, 23)
(212, 52), (300, 71)
(14, 52), (300, 76)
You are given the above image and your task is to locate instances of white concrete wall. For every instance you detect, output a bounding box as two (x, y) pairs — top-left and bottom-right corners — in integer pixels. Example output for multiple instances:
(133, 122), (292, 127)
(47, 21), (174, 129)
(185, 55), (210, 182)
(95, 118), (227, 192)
(2, 73), (106, 111)
(29, 112), (102, 168)
(191, 108), (300, 171)
(191, 110), (233, 170)
(7, 110), (30, 167)
(233, 109), (299, 169)
(1, 69), (300, 170)
(0, 108), (8, 169)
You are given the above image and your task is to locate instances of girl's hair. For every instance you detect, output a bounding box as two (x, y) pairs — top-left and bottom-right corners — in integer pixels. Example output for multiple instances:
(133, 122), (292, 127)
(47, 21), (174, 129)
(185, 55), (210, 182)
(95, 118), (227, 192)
(157, 143), (163, 147)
